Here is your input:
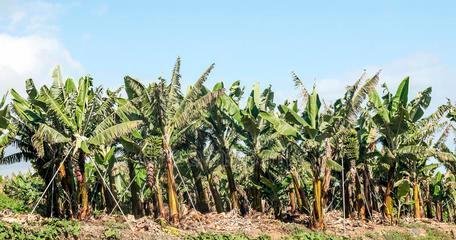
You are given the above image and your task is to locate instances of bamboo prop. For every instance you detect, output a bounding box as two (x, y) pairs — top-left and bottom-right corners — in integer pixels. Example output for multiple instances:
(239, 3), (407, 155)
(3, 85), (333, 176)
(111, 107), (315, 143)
(341, 156), (346, 232)
(173, 159), (196, 210)
(93, 161), (134, 231)
(31, 147), (73, 216)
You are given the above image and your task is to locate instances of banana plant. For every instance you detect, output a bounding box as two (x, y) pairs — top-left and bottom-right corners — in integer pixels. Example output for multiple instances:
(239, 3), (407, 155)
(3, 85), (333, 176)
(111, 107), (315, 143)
(7, 77), (73, 217)
(123, 58), (223, 223)
(0, 93), (15, 158)
(11, 67), (142, 219)
(260, 85), (333, 229)
(429, 172), (456, 222)
(367, 77), (450, 221)
(396, 106), (453, 219)
(258, 166), (292, 218)
(200, 81), (247, 213)
(394, 178), (412, 219)
(328, 72), (380, 220)
(237, 82), (278, 212)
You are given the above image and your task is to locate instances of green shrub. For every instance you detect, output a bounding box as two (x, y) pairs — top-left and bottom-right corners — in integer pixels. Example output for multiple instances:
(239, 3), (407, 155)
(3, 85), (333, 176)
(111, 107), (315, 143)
(284, 230), (348, 240)
(382, 229), (453, 240)
(383, 231), (414, 240)
(184, 232), (271, 240)
(3, 173), (44, 209)
(0, 193), (26, 212)
(424, 228), (454, 240)
(0, 219), (80, 240)
(104, 228), (121, 240)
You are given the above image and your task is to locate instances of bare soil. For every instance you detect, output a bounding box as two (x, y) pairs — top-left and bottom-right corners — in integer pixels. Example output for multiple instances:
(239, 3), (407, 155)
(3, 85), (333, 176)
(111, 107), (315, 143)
(1, 209), (456, 239)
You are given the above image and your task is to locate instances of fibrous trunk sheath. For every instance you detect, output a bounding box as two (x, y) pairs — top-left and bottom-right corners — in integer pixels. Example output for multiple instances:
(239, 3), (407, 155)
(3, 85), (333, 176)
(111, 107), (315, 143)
(163, 134), (179, 224)
(413, 179), (421, 219)
(312, 178), (324, 229)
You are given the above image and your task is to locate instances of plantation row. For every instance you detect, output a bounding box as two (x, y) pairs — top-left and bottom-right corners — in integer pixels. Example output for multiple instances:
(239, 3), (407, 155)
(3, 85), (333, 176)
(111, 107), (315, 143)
(0, 58), (455, 229)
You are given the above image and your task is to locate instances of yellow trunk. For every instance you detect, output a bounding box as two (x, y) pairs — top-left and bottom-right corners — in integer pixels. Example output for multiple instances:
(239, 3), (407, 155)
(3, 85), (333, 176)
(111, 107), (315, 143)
(289, 187), (296, 212)
(413, 181), (421, 219)
(58, 164), (66, 178)
(156, 178), (165, 218)
(358, 192), (366, 221)
(384, 183), (394, 222)
(291, 172), (303, 209)
(163, 132), (180, 224)
(79, 174), (89, 220)
(312, 179), (324, 229)
(167, 161), (179, 224)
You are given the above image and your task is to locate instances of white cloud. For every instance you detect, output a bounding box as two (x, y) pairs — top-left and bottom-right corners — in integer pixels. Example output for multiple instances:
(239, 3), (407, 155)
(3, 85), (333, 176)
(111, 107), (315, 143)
(0, 0), (83, 94)
(0, 0), (62, 36)
(378, 53), (454, 108)
(0, 34), (83, 93)
(308, 53), (455, 110)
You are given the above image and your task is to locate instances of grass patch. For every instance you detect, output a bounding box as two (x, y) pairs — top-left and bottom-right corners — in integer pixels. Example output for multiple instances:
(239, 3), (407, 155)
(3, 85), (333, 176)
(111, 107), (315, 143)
(382, 229), (453, 240)
(185, 230), (351, 240)
(184, 232), (271, 240)
(423, 228), (454, 240)
(103, 220), (128, 230)
(0, 193), (26, 212)
(284, 230), (348, 240)
(104, 227), (121, 240)
(0, 219), (80, 240)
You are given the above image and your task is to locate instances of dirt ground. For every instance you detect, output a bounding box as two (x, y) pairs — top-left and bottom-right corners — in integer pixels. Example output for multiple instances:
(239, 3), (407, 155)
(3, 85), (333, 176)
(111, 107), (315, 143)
(1, 209), (456, 239)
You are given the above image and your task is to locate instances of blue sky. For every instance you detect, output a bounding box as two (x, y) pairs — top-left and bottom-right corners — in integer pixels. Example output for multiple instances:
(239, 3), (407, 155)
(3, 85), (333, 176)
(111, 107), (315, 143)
(0, 0), (455, 174)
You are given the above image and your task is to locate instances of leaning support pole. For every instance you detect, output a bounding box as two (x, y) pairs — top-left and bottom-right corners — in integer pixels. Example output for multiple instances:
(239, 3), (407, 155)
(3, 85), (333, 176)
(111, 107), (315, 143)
(109, 174), (138, 215)
(356, 171), (372, 219)
(93, 161), (134, 231)
(31, 148), (73, 216)
(173, 159), (196, 210)
(341, 156), (346, 232)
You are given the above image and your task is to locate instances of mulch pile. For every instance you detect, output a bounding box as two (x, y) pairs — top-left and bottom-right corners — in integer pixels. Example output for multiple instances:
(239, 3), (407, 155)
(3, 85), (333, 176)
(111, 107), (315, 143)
(179, 209), (298, 238)
(2, 209), (456, 239)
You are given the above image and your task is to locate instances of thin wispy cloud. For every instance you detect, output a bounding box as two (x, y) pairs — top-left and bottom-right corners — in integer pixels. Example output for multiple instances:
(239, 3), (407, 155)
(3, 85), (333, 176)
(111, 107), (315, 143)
(0, 0), (83, 93)
(288, 53), (455, 112)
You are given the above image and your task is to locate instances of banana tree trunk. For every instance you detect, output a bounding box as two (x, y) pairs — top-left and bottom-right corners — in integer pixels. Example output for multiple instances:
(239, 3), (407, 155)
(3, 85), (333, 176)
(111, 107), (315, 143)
(68, 162), (79, 218)
(46, 169), (60, 218)
(155, 175), (165, 218)
(362, 169), (371, 219)
(253, 155), (264, 212)
(383, 160), (397, 222)
(163, 133), (179, 224)
(96, 176), (106, 210)
(424, 182), (433, 218)
(200, 155), (224, 213)
(312, 178), (324, 229)
(447, 201), (454, 223)
(223, 153), (240, 211)
(362, 162), (375, 216)
(354, 171), (365, 220)
(146, 160), (158, 217)
(413, 179), (421, 219)
(289, 186), (296, 213)
(127, 159), (144, 218)
(105, 160), (117, 213)
(75, 160), (89, 220)
(343, 176), (350, 218)
(436, 201), (443, 222)
(58, 163), (74, 219)
(208, 174), (224, 213)
(347, 157), (363, 219)
(384, 181), (394, 222)
(290, 170), (311, 214)
(291, 177), (302, 211)
(189, 158), (210, 213)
